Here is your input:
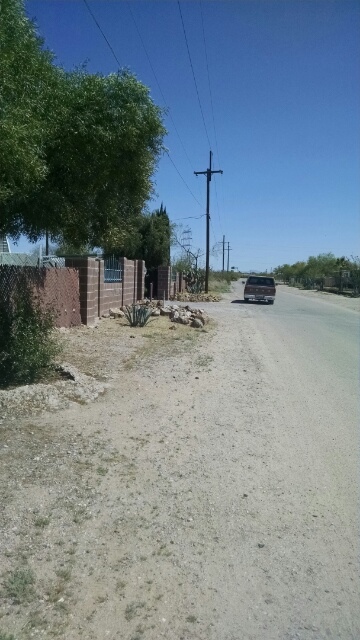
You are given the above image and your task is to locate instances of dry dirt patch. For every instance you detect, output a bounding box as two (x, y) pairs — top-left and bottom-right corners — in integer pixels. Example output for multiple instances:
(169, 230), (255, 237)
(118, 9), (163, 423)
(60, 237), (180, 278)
(0, 313), (212, 640)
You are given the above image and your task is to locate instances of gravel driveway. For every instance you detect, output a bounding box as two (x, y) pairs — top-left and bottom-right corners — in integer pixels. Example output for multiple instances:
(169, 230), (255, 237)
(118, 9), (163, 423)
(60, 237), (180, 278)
(1, 282), (359, 640)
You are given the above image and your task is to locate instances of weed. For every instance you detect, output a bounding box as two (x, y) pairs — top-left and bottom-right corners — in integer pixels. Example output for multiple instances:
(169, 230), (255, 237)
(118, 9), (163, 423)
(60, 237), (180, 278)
(186, 615), (197, 623)
(3, 567), (36, 603)
(34, 516), (50, 528)
(0, 632), (16, 640)
(55, 568), (71, 581)
(125, 601), (146, 621)
(47, 579), (67, 603)
(195, 354), (213, 368)
(96, 466), (108, 476)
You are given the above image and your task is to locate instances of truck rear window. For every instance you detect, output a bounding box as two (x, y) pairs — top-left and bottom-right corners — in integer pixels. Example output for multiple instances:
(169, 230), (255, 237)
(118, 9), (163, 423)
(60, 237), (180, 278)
(247, 277), (275, 286)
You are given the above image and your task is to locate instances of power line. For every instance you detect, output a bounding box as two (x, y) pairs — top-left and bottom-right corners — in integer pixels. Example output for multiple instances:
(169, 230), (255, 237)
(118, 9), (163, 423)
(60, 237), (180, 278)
(177, 0), (212, 149)
(82, 0), (202, 213)
(172, 214), (206, 221)
(127, 2), (196, 175)
(200, 1), (221, 168)
(199, 2), (222, 237)
(200, 2), (225, 236)
(82, 0), (121, 68)
(166, 152), (203, 208)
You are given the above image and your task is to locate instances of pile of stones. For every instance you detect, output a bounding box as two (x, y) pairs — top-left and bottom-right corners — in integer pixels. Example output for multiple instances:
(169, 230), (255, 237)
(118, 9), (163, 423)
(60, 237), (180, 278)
(171, 291), (221, 303)
(159, 304), (209, 328)
(105, 302), (209, 328)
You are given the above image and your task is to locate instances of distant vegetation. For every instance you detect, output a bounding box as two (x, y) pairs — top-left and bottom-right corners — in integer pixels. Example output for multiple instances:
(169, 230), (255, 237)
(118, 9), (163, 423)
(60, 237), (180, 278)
(273, 253), (360, 296)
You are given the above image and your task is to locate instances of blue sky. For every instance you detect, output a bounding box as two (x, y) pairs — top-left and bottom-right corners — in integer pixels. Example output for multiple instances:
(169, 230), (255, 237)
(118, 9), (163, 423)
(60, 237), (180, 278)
(14, 0), (360, 271)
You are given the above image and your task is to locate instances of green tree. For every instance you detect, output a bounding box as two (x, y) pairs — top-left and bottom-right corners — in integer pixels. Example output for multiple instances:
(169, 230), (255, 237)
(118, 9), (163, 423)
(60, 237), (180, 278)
(0, 0), (59, 212)
(138, 204), (171, 269)
(1, 1), (167, 248)
(108, 204), (171, 269)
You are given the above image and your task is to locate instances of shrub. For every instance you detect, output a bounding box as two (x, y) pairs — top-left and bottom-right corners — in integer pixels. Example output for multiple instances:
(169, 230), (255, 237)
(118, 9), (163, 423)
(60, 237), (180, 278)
(3, 567), (36, 603)
(123, 304), (153, 327)
(0, 270), (60, 387)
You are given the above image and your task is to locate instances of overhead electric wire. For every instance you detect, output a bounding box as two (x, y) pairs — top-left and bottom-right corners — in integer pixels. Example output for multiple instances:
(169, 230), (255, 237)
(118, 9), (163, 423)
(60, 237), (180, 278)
(172, 214), (206, 221)
(166, 152), (203, 208)
(82, 0), (121, 68)
(200, 1), (223, 237)
(200, 1), (221, 167)
(177, 0), (212, 149)
(82, 0), (203, 212)
(127, 2), (196, 175)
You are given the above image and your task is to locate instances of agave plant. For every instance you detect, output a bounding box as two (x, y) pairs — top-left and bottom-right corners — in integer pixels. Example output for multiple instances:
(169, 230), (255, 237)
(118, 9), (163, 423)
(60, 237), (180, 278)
(123, 304), (153, 327)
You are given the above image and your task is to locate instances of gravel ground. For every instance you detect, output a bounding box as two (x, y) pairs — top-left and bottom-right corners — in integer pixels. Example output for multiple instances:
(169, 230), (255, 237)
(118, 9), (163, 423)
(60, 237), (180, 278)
(0, 284), (359, 640)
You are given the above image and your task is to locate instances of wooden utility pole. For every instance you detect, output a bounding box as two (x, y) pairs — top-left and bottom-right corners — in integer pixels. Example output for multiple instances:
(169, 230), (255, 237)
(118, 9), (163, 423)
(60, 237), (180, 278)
(194, 151), (223, 293)
(222, 235), (225, 272)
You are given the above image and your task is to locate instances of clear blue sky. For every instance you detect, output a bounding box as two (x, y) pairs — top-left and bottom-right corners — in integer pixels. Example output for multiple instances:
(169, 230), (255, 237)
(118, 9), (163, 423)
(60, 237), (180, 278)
(14, 0), (360, 271)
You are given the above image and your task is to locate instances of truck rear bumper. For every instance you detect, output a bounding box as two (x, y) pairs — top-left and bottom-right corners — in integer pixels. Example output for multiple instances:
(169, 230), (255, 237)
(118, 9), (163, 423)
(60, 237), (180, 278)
(244, 295), (275, 301)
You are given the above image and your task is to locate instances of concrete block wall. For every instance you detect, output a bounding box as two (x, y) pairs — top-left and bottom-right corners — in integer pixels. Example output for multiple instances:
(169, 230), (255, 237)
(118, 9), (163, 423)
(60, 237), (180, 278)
(121, 258), (134, 306)
(65, 256), (146, 325)
(176, 272), (186, 293)
(65, 257), (98, 325)
(158, 266), (171, 300)
(137, 260), (145, 302)
(98, 260), (123, 316)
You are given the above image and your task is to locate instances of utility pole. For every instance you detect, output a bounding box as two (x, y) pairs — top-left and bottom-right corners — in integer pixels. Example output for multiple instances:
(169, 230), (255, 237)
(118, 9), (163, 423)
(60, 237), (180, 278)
(227, 242), (232, 272)
(222, 235), (225, 272)
(194, 151), (223, 293)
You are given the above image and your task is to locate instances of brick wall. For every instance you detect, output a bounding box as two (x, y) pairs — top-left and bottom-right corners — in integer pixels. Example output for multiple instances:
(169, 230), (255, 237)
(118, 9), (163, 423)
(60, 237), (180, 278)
(65, 257), (99, 326)
(98, 260), (124, 317)
(65, 256), (145, 325)
(158, 265), (171, 300)
(177, 272), (186, 293)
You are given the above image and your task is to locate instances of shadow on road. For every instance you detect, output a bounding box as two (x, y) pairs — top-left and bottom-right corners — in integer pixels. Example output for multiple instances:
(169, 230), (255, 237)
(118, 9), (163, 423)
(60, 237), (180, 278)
(231, 299), (248, 304)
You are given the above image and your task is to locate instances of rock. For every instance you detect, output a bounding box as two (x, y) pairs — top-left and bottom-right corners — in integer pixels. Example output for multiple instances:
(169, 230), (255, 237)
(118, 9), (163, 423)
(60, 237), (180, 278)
(191, 318), (203, 329)
(101, 313), (110, 318)
(170, 310), (179, 321)
(109, 308), (124, 318)
(151, 308), (161, 316)
(160, 307), (172, 316)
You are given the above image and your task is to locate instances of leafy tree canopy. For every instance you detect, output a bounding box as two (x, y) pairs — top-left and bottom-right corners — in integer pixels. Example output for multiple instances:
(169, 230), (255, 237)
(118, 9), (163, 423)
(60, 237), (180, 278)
(0, 0), (167, 248)
(0, 0), (59, 204)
